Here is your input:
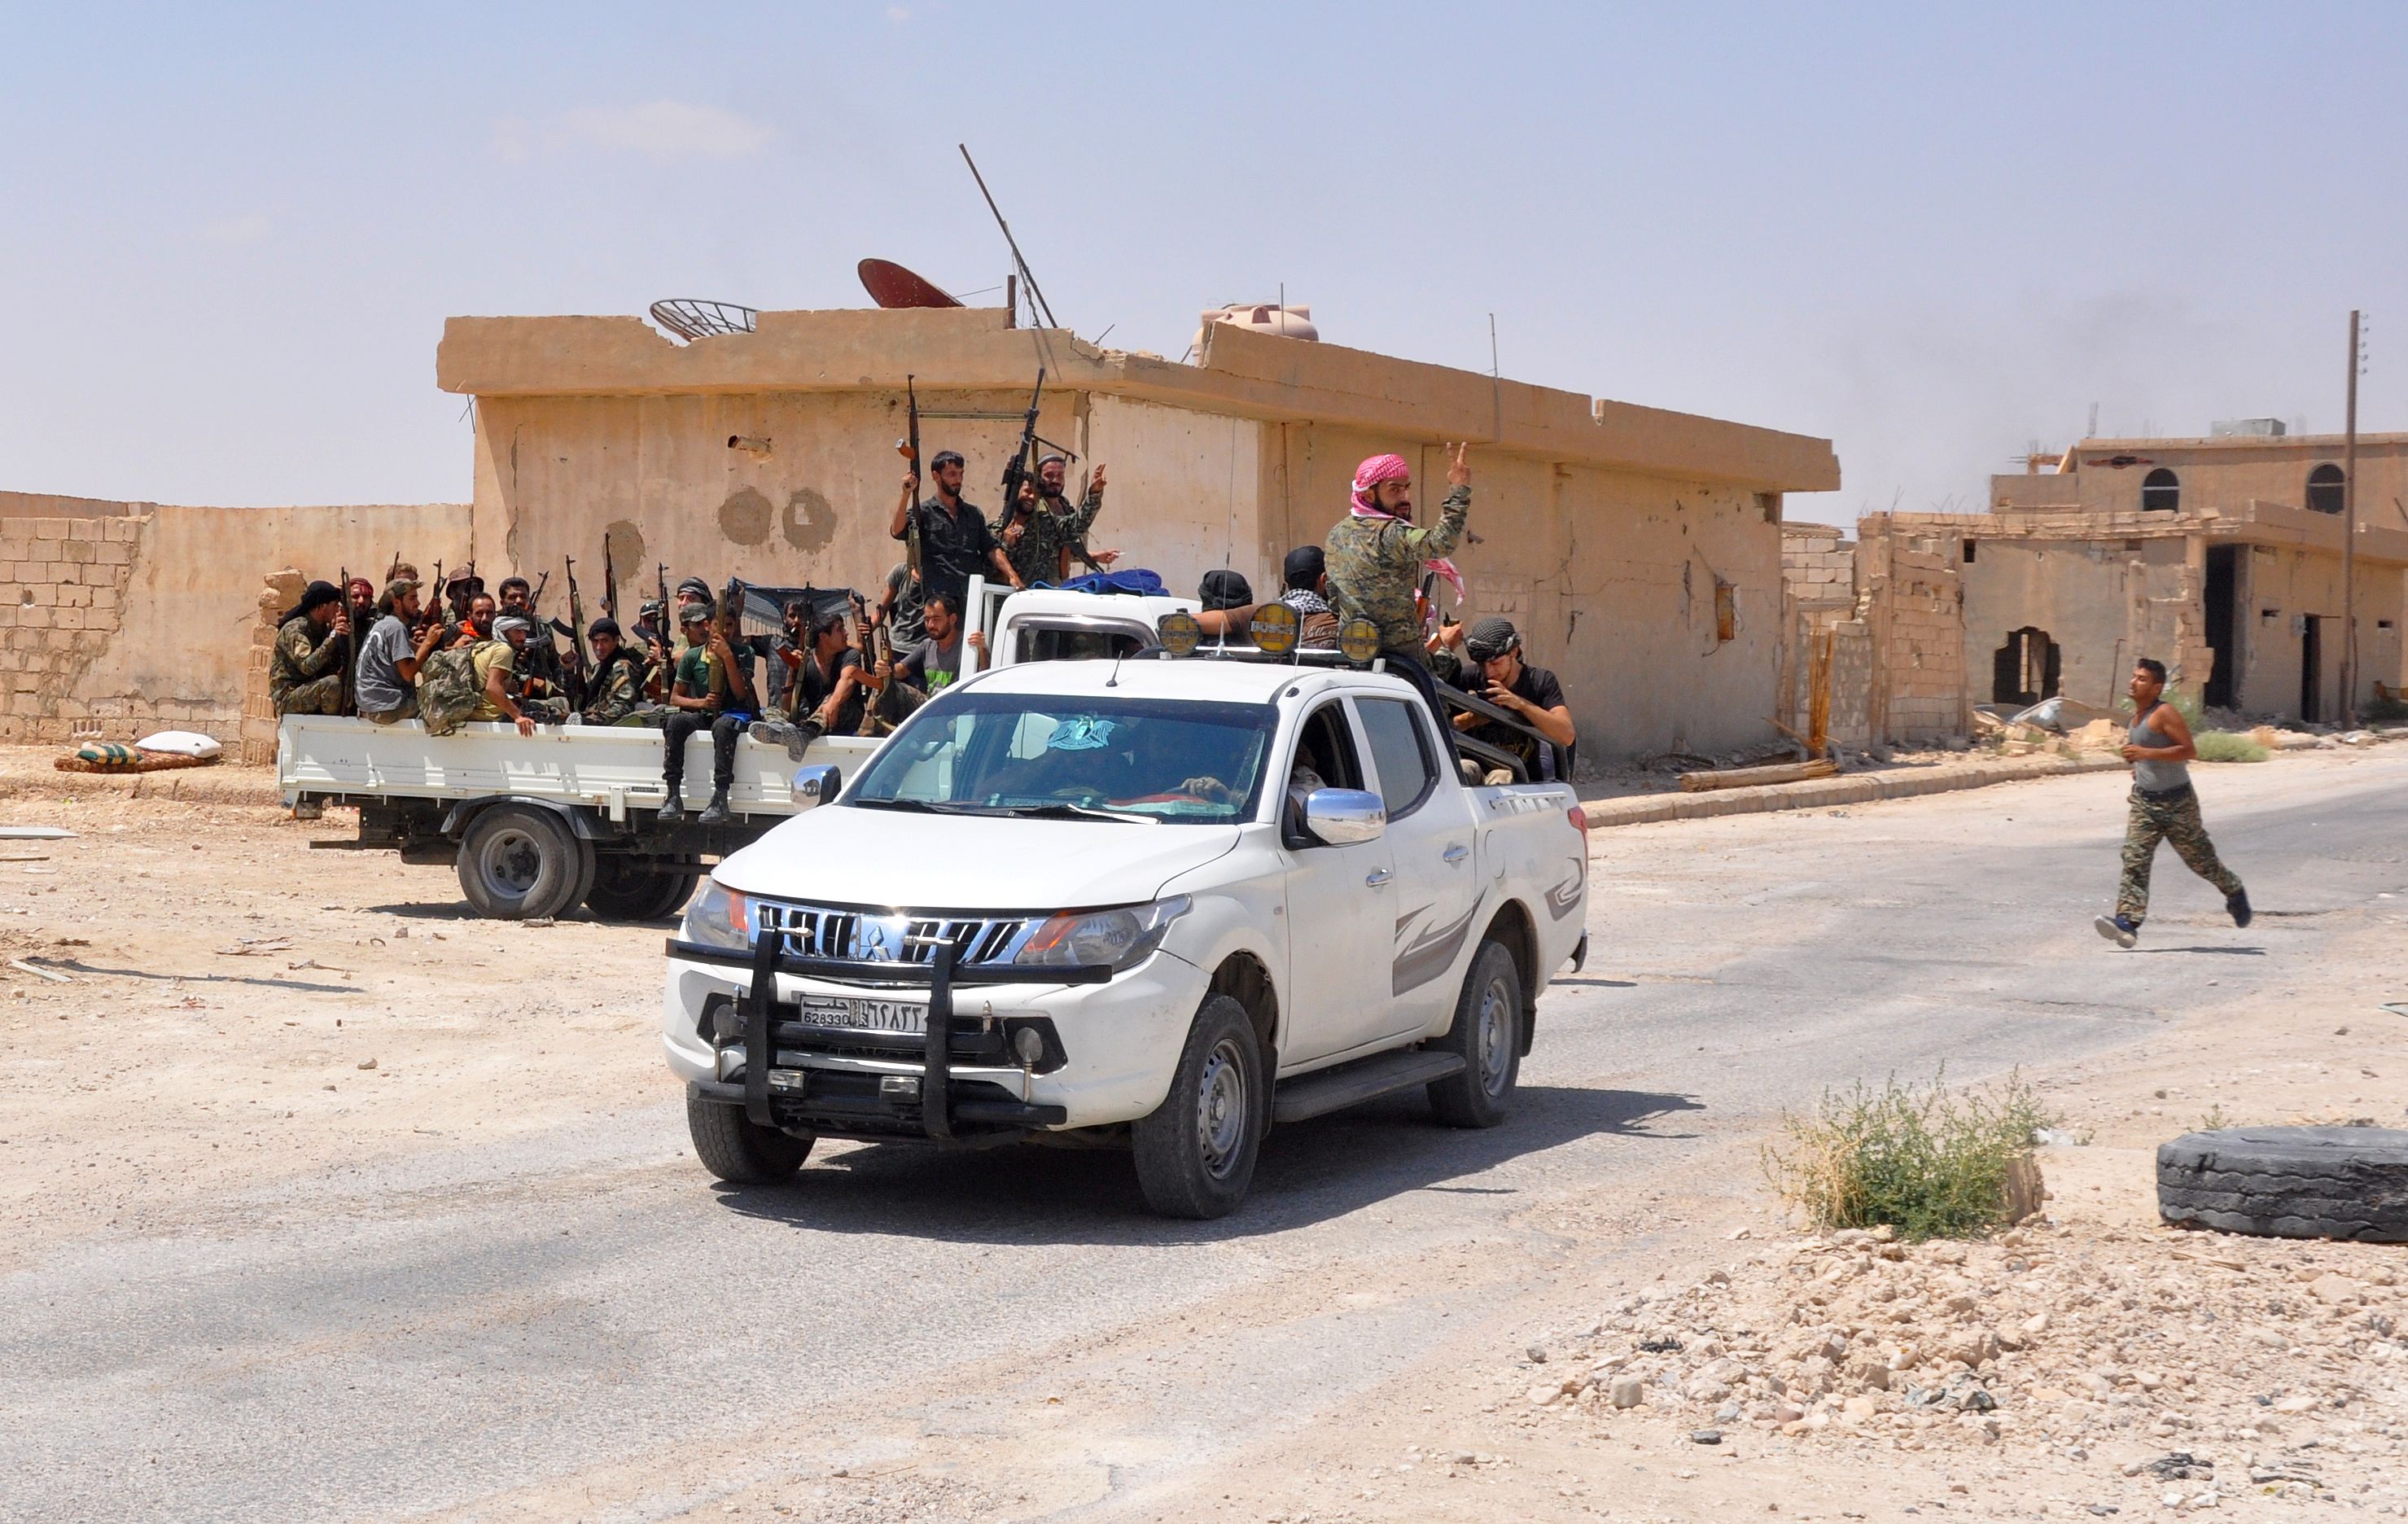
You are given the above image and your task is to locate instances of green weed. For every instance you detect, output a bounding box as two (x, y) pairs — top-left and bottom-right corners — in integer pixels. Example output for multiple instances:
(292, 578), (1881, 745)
(1760, 1071), (2055, 1242)
(2194, 731), (2270, 763)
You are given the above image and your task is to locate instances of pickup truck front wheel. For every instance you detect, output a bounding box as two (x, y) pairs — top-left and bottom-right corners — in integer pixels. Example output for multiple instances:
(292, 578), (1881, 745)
(686, 1094), (812, 1185)
(1132, 995), (1264, 1220)
(1428, 939), (1522, 1128)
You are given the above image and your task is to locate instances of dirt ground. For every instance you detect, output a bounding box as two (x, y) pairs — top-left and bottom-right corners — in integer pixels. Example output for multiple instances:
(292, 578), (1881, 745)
(4, 742), (2406, 1522)
(0, 747), (676, 1264)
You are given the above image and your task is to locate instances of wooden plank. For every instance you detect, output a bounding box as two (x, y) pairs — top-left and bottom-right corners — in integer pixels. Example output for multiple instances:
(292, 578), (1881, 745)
(1676, 759), (1840, 793)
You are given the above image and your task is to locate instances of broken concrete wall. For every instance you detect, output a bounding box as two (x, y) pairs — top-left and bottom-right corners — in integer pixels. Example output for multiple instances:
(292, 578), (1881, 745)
(2235, 547), (2408, 719)
(472, 387), (1792, 763)
(0, 492), (470, 747)
(1854, 516), (1970, 745)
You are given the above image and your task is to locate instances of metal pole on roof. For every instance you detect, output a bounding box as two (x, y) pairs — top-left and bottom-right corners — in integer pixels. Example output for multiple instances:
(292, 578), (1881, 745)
(959, 144), (1058, 331)
(2342, 309), (2361, 728)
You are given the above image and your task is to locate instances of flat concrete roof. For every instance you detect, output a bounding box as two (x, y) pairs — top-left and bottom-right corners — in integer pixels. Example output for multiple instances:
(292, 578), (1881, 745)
(436, 305), (1840, 495)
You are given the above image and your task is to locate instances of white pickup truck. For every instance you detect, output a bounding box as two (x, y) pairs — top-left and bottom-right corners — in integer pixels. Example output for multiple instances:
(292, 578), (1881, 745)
(662, 649), (1591, 1218)
(277, 584), (1198, 922)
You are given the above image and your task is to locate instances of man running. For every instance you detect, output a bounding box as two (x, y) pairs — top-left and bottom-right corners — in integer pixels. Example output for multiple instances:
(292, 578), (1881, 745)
(2095, 657), (2252, 948)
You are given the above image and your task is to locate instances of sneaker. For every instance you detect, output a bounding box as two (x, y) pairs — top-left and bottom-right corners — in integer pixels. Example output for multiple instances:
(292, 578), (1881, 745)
(697, 790), (730, 827)
(657, 794), (685, 825)
(2227, 888), (2253, 928)
(2093, 914), (2139, 948)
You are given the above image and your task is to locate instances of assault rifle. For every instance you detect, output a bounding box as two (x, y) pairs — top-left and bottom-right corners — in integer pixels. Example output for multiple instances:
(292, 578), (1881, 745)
(420, 560), (445, 634)
(997, 369), (1045, 544)
(600, 534), (619, 621)
(337, 564), (356, 716)
(896, 375), (923, 579)
(563, 556), (589, 689)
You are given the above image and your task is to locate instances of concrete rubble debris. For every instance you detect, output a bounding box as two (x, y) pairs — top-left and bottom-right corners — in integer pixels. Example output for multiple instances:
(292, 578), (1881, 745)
(1508, 1221), (2405, 1501)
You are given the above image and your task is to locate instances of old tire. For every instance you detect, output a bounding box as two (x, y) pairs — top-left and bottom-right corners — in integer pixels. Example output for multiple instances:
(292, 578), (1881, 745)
(686, 1094), (812, 1185)
(586, 858), (700, 922)
(2157, 1126), (2408, 1242)
(1428, 938), (1522, 1129)
(457, 805), (584, 921)
(1132, 995), (1265, 1220)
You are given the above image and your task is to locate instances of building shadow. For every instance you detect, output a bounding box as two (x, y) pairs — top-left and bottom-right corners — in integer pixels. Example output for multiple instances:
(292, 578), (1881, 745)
(710, 1084), (1702, 1247)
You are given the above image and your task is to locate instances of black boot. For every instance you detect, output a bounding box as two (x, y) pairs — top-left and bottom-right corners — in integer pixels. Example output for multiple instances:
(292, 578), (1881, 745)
(657, 783), (685, 825)
(787, 717), (825, 761)
(697, 787), (730, 826)
(2228, 888), (2253, 928)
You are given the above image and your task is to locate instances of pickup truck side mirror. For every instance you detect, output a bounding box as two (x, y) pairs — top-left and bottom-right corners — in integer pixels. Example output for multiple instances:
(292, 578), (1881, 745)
(1302, 787), (1385, 847)
(790, 764), (842, 809)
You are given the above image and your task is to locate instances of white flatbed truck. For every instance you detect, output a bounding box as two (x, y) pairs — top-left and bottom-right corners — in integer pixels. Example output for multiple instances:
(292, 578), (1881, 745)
(277, 584), (1200, 922)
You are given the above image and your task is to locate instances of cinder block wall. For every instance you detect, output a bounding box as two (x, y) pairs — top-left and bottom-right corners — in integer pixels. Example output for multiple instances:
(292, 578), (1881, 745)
(0, 512), (151, 745)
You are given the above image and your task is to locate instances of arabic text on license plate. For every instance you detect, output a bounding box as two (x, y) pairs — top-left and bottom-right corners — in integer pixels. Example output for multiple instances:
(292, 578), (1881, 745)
(795, 996), (926, 1034)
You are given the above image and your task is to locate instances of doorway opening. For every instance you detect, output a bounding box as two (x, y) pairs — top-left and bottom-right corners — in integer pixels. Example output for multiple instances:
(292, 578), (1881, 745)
(2301, 616), (2323, 725)
(2203, 544), (2239, 710)
(1991, 627), (2060, 707)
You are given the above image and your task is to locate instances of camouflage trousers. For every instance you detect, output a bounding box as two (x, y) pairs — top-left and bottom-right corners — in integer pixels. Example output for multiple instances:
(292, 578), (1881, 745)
(2117, 785), (2243, 923)
(273, 673), (344, 716)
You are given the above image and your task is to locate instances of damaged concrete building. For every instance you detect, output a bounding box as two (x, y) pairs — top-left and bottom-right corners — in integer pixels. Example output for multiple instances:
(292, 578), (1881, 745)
(1890, 430), (2408, 722)
(435, 304), (1840, 760)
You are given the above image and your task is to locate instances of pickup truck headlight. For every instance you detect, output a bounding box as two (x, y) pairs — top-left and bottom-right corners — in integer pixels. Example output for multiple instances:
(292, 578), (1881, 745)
(1015, 896), (1189, 974)
(681, 879), (755, 952)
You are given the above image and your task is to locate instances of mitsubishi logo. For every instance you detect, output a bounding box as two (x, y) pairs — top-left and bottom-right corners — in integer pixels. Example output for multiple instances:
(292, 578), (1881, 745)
(853, 914), (910, 962)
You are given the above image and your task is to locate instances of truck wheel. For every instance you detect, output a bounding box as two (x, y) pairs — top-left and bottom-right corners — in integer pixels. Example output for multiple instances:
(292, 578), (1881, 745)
(458, 805), (584, 921)
(585, 858), (698, 922)
(686, 1094), (812, 1185)
(1132, 995), (1264, 1220)
(1428, 939), (1522, 1128)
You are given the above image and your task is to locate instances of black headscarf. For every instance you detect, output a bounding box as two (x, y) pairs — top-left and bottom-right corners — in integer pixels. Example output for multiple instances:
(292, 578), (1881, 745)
(279, 580), (344, 628)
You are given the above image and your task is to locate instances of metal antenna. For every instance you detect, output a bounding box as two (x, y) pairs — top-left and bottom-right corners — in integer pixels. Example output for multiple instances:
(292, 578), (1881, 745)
(959, 144), (1058, 331)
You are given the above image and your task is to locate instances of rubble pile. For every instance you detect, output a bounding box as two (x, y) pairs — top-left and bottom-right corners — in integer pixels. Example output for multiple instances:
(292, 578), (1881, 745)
(1517, 1224), (2408, 1507)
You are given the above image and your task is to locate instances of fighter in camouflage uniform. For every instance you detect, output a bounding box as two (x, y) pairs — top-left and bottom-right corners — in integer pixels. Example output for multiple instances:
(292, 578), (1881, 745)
(994, 458), (1119, 587)
(2095, 657), (2251, 948)
(269, 580), (352, 716)
(1324, 445), (1470, 714)
(578, 618), (659, 726)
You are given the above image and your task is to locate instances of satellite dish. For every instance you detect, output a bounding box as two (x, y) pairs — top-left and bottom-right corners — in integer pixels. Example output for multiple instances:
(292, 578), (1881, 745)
(858, 259), (963, 310)
(650, 299), (758, 341)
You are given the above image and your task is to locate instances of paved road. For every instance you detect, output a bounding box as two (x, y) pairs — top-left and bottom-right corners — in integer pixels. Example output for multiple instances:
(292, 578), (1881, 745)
(5, 752), (2403, 1522)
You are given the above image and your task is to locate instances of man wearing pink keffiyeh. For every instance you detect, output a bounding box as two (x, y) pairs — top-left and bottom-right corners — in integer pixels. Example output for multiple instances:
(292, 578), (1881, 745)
(1326, 443), (1471, 714)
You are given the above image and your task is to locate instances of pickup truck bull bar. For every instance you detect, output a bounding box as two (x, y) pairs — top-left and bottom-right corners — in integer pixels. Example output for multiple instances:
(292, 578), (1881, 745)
(666, 935), (1111, 1141)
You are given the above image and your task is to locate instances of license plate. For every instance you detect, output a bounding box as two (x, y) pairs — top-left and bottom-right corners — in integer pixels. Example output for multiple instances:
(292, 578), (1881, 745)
(792, 995), (927, 1034)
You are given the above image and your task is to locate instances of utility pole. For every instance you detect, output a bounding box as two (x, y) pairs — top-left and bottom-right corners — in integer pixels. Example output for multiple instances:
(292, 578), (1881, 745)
(2342, 309), (2362, 727)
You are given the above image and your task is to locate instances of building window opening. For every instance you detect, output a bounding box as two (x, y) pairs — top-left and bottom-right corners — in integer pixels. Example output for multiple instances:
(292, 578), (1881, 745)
(1962, 539), (1977, 563)
(1991, 626), (2060, 707)
(2141, 468), (2180, 511)
(2305, 463), (2345, 515)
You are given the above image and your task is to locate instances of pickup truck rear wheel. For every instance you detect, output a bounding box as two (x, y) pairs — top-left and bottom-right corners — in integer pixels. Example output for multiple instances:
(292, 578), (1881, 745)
(686, 1094), (812, 1185)
(1428, 939), (1522, 1128)
(457, 805), (588, 921)
(1132, 995), (1264, 1220)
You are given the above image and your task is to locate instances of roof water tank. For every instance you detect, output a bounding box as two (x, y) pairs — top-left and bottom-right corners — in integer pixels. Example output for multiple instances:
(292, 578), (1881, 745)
(1193, 303), (1318, 357)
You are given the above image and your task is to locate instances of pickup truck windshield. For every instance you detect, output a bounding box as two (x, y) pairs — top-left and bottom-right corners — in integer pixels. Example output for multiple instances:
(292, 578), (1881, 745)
(847, 692), (1276, 823)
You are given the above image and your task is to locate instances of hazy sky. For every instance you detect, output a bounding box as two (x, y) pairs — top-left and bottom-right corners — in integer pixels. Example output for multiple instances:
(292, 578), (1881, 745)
(5, 2), (2403, 525)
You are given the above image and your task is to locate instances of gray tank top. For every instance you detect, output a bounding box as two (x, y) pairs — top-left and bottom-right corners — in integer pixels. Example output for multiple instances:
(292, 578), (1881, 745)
(2130, 706), (2190, 792)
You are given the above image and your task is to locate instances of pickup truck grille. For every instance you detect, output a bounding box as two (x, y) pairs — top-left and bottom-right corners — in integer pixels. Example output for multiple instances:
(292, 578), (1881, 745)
(753, 901), (1035, 967)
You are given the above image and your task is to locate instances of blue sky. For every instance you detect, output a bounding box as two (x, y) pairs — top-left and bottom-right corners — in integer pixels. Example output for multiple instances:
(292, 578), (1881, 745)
(4, 2), (2402, 523)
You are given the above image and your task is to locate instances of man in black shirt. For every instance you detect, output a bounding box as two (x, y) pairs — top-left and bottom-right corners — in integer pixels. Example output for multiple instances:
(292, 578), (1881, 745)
(749, 607), (868, 757)
(888, 450), (1023, 611)
(1447, 616), (1577, 782)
